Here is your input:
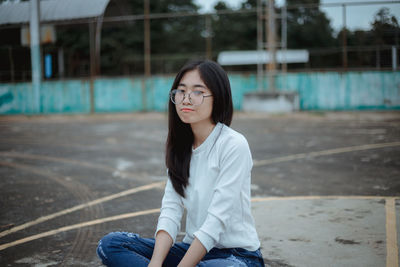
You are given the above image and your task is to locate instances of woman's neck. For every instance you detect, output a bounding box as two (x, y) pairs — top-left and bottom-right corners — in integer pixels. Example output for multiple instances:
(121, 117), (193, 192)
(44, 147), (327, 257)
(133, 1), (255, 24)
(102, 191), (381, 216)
(191, 121), (216, 149)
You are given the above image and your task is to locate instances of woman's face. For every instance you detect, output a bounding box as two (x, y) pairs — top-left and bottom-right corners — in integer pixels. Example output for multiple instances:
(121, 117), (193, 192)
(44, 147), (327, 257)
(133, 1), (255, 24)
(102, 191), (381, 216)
(174, 69), (214, 127)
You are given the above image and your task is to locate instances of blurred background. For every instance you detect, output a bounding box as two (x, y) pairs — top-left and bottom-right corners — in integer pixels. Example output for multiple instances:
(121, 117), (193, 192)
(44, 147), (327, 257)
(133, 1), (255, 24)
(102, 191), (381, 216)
(0, 1), (399, 265)
(0, 0), (399, 114)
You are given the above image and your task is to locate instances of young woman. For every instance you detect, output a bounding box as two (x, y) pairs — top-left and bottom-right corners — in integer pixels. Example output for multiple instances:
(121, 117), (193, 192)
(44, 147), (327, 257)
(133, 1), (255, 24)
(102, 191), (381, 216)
(97, 60), (265, 267)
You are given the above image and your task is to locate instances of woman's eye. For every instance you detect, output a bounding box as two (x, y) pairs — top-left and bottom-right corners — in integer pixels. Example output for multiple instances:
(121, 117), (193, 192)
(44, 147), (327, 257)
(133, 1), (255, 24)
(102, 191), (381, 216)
(193, 91), (203, 96)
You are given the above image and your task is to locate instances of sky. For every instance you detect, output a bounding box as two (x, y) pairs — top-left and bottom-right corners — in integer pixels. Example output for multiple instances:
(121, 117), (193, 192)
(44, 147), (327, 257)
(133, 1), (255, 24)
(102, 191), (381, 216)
(194, 0), (400, 32)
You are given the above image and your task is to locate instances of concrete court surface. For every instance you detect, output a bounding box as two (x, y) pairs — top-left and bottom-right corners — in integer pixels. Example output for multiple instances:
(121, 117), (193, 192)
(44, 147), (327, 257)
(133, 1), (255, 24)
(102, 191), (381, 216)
(0, 111), (399, 266)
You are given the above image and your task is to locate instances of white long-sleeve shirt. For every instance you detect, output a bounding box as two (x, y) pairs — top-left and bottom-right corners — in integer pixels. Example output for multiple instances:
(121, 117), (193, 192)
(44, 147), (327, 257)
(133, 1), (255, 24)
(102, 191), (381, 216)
(155, 122), (260, 252)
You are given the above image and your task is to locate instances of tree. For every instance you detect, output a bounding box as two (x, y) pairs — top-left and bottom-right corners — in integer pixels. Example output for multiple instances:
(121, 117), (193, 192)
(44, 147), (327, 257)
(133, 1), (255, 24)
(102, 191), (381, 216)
(336, 7), (400, 69)
(56, 0), (202, 76)
(284, 0), (336, 68)
(212, 0), (257, 53)
(371, 7), (399, 46)
(286, 0), (335, 49)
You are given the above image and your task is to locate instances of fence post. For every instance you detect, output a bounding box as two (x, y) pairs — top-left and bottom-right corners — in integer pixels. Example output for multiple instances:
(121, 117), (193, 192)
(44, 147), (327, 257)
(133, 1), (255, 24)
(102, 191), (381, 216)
(30, 0), (42, 113)
(392, 46), (397, 71)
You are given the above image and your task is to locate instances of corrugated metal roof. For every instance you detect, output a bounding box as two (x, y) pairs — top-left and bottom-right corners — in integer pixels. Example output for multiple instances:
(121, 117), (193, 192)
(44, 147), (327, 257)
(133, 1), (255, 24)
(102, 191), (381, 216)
(218, 50), (309, 65)
(0, 0), (110, 25)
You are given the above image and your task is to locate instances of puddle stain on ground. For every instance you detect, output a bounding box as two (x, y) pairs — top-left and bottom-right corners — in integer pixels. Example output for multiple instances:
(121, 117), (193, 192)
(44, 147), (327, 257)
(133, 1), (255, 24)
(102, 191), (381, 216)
(335, 237), (361, 245)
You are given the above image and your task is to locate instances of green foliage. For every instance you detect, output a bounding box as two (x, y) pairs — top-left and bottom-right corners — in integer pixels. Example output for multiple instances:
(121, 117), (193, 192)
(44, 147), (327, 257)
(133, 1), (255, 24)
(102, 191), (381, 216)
(336, 7), (400, 68)
(2, 0), (399, 81)
(212, 7), (257, 53)
(371, 7), (399, 46)
(286, 0), (335, 48)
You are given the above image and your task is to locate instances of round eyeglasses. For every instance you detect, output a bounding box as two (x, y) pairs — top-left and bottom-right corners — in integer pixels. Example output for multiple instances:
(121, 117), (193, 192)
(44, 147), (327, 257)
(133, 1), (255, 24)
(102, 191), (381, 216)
(170, 89), (212, 106)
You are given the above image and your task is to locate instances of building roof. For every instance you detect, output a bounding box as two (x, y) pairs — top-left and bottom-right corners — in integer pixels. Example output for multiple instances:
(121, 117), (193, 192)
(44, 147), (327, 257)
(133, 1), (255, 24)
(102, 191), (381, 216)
(0, 0), (110, 26)
(217, 50), (310, 65)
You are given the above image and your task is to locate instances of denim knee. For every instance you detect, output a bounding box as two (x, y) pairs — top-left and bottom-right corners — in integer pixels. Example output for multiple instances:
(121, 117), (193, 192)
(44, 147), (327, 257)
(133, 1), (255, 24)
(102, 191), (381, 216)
(97, 232), (141, 261)
(97, 232), (113, 262)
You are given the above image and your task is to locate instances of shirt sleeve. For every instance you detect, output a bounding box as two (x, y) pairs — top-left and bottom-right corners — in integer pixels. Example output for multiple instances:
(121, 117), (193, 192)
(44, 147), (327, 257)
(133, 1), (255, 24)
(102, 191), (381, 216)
(193, 135), (253, 252)
(155, 176), (184, 243)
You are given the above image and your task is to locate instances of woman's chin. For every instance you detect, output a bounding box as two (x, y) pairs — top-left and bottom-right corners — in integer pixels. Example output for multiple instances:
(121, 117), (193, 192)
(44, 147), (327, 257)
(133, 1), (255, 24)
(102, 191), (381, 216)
(178, 114), (194, 124)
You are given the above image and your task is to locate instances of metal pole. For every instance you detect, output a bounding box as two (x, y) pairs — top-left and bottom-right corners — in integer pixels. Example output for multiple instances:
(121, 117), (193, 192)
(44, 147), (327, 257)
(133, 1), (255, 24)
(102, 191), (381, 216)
(8, 46), (15, 82)
(392, 46), (397, 71)
(89, 22), (96, 113)
(257, 0), (263, 91)
(342, 4), (347, 70)
(95, 15), (104, 75)
(30, 0), (41, 113)
(376, 46), (380, 69)
(267, 0), (276, 91)
(282, 3), (287, 74)
(89, 22), (96, 77)
(58, 47), (64, 78)
(144, 0), (151, 77)
(205, 15), (212, 60)
(143, 0), (150, 111)
(281, 2), (288, 91)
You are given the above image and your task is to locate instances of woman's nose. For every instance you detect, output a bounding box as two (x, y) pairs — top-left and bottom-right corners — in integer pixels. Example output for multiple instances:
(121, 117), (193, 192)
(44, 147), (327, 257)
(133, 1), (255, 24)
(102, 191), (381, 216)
(182, 93), (191, 104)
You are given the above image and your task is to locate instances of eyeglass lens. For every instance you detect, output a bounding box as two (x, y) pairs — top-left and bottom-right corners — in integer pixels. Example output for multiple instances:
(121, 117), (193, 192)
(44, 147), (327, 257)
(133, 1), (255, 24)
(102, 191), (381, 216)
(171, 90), (204, 105)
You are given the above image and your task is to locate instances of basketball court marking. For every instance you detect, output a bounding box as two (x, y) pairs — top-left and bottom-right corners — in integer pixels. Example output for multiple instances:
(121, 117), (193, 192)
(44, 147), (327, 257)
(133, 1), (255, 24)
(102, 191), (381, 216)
(385, 197), (399, 267)
(0, 209), (161, 251)
(0, 151), (147, 180)
(253, 141), (400, 167)
(0, 195), (398, 267)
(1, 142), (399, 265)
(2, 142), (399, 239)
(0, 178), (164, 239)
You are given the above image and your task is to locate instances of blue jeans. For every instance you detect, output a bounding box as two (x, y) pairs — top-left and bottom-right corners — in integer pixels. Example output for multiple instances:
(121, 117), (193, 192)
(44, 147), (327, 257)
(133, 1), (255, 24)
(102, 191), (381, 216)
(97, 232), (265, 267)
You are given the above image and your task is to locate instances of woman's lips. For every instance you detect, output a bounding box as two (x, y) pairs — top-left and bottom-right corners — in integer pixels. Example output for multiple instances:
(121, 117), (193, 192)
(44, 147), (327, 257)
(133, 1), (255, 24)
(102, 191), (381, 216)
(181, 108), (194, 112)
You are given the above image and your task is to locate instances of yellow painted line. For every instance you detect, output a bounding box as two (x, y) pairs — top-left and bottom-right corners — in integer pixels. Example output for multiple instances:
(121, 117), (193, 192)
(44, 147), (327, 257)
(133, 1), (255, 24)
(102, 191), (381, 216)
(0, 181), (165, 239)
(0, 208), (160, 251)
(386, 198), (399, 267)
(0, 151), (146, 180)
(253, 195), (400, 267)
(253, 142), (400, 167)
(1, 195), (399, 253)
(251, 195), (398, 202)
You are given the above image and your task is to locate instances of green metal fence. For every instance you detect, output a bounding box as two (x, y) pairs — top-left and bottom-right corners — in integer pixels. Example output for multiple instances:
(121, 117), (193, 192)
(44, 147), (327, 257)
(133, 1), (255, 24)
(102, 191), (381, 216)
(0, 71), (399, 115)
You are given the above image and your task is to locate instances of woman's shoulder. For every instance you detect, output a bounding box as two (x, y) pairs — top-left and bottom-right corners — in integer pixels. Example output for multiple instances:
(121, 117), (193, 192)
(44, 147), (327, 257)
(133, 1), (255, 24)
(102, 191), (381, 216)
(217, 123), (250, 152)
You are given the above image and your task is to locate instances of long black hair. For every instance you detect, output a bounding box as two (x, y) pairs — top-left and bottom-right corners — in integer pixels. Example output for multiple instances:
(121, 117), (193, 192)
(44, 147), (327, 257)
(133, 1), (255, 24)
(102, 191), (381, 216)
(165, 60), (233, 197)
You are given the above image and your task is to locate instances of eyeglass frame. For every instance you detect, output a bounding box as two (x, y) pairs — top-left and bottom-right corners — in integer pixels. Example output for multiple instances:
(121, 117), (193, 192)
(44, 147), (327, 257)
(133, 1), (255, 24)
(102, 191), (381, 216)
(170, 89), (213, 106)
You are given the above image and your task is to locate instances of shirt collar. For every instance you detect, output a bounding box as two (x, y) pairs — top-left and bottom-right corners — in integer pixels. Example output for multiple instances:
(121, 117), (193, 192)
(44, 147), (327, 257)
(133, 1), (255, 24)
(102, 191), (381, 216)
(192, 122), (224, 155)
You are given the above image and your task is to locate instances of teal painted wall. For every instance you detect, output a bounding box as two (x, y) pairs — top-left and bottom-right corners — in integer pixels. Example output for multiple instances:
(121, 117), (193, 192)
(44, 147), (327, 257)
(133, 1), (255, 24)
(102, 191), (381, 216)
(274, 71), (400, 110)
(0, 71), (399, 115)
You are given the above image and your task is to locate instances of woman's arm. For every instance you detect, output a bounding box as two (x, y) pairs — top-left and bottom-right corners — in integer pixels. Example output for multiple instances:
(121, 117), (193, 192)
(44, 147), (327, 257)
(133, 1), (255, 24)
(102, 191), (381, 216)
(149, 230), (173, 267)
(177, 237), (207, 267)
(193, 135), (253, 252)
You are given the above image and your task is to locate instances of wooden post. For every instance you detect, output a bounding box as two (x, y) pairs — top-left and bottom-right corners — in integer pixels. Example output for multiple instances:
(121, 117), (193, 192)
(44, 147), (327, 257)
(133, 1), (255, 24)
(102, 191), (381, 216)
(257, 0), (264, 91)
(143, 0), (151, 111)
(342, 4), (348, 70)
(205, 15), (212, 60)
(267, 0), (276, 91)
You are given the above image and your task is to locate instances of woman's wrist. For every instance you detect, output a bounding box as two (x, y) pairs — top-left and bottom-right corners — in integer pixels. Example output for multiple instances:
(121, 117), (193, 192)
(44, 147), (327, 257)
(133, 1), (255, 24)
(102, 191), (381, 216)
(148, 259), (163, 267)
(150, 257), (164, 264)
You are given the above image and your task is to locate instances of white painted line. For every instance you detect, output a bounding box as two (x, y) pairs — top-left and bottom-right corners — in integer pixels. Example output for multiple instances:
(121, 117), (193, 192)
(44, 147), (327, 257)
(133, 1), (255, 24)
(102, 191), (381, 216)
(385, 198), (399, 267)
(0, 209), (160, 251)
(253, 142), (400, 167)
(0, 181), (165, 239)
